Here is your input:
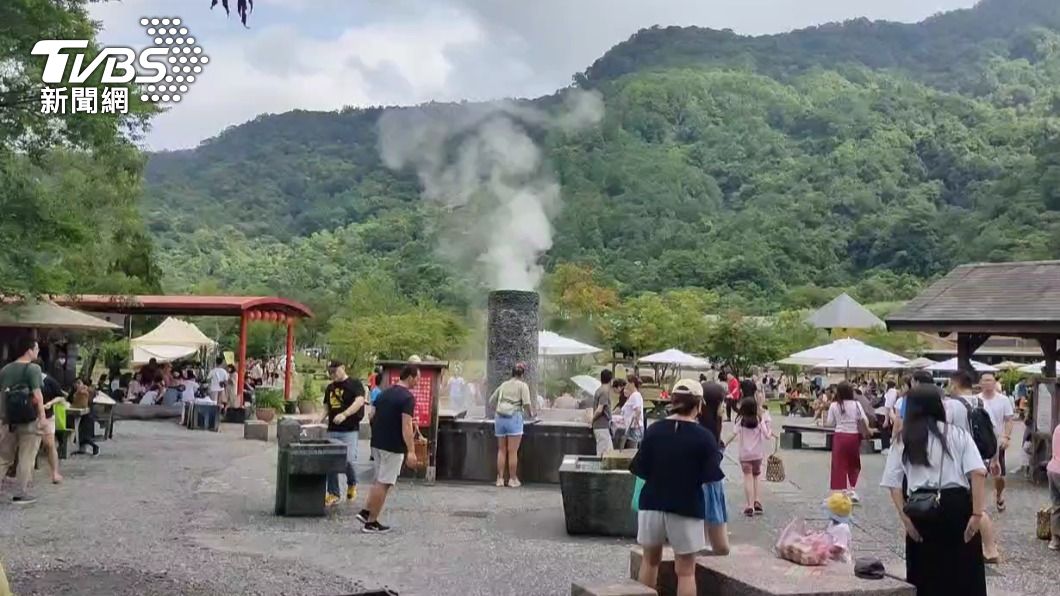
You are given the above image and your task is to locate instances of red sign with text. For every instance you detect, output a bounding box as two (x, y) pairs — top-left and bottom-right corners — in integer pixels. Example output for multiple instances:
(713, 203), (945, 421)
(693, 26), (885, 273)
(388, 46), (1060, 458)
(386, 368), (436, 427)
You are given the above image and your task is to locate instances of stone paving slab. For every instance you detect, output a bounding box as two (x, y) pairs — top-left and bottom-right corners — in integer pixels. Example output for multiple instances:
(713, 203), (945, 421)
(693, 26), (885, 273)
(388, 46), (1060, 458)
(0, 418), (1053, 595)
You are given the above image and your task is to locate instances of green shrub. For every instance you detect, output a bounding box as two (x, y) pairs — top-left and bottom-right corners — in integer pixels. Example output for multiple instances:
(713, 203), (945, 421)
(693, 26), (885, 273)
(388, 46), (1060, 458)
(301, 375), (321, 402)
(255, 388), (285, 410)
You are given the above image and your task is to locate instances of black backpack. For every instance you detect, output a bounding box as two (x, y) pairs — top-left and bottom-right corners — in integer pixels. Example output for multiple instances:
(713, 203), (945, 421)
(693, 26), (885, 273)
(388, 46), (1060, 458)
(3, 364), (38, 427)
(960, 396), (998, 461)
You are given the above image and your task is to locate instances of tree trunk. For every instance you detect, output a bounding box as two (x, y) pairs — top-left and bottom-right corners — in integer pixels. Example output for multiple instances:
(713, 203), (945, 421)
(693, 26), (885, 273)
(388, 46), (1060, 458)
(80, 348), (98, 383)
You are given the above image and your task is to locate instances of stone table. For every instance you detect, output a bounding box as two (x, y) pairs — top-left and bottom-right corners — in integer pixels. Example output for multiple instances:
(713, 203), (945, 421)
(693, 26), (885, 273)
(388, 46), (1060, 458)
(630, 545), (914, 596)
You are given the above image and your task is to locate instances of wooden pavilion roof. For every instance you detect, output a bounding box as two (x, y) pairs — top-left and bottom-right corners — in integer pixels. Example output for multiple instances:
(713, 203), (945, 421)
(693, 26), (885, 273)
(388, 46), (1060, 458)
(887, 261), (1060, 335)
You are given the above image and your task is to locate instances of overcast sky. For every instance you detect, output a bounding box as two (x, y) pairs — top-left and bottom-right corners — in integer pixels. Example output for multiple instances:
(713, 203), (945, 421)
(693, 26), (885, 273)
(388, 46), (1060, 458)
(88, 0), (978, 150)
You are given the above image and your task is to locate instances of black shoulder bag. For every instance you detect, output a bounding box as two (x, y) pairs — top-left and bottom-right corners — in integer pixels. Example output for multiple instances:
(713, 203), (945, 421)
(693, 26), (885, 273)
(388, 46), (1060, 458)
(903, 424), (947, 524)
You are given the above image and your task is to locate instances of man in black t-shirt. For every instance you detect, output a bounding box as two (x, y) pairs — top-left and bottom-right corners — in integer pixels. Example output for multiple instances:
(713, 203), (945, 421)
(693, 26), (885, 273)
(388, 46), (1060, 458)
(321, 361), (366, 507)
(357, 364), (419, 534)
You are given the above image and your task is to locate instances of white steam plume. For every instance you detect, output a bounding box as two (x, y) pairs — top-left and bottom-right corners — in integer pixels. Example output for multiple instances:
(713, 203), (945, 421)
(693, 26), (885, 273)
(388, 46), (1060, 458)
(378, 90), (604, 291)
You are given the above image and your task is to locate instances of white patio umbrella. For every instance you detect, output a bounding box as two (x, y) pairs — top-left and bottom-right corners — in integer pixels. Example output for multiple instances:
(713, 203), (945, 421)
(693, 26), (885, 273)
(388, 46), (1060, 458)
(905, 357), (937, 369)
(638, 349), (710, 368)
(1018, 361), (1045, 374)
(570, 375), (601, 395)
(538, 331), (601, 357)
(0, 300), (120, 331)
(781, 338), (909, 370)
(924, 357), (998, 373)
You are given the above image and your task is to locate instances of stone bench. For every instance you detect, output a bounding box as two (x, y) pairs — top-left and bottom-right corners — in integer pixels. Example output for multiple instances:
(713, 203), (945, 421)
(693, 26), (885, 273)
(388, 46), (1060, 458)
(572, 580), (656, 596)
(244, 420), (269, 442)
(630, 545), (913, 596)
(781, 425), (878, 454)
(55, 428), (74, 459)
(560, 455), (637, 538)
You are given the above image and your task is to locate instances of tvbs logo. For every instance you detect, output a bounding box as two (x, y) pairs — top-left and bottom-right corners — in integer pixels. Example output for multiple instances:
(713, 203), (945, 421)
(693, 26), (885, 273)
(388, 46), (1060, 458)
(31, 17), (208, 114)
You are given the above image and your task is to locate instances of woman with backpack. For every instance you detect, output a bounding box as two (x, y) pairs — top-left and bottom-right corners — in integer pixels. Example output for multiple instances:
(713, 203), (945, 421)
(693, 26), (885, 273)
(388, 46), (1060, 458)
(880, 384), (987, 596)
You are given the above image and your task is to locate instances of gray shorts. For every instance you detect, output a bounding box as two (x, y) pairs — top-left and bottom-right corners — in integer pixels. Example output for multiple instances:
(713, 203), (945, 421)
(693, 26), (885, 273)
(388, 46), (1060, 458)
(372, 448), (404, 485)
(637, 510), (706, 555)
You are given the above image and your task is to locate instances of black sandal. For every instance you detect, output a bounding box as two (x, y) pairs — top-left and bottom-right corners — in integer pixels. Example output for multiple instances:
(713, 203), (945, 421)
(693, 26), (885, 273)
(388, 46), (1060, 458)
(743, 507), (754, 517)
(753, 501), (764, 515)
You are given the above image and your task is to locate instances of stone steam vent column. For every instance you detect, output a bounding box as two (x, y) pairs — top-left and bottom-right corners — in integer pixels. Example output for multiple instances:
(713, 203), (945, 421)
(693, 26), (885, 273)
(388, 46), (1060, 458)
(486, 290), (539, 419)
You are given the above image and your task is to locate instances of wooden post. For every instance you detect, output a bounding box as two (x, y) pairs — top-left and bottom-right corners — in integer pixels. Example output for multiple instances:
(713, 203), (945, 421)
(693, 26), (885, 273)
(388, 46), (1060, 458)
(956, 333), (990, 374)
(283, 318), (294, 402)
(237, 312), (248, 407)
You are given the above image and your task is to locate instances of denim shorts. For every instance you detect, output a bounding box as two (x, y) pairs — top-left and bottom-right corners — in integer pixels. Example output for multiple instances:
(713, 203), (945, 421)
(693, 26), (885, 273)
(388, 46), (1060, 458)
(702, 480), (728, 525)
(494, 412), (524, 437)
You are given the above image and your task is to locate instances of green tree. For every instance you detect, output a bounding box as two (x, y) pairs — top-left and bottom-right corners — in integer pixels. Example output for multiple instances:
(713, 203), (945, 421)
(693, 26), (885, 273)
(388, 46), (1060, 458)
(326, 276), (468, 374)
(1, 0), (157, 296)
(703, 312), (782, 377)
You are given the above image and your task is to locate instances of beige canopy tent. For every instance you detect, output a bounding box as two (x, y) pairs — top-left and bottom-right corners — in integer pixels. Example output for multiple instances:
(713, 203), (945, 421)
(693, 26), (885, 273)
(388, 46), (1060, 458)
(0, 301), (119, 331)
(130, 317), (216, 364)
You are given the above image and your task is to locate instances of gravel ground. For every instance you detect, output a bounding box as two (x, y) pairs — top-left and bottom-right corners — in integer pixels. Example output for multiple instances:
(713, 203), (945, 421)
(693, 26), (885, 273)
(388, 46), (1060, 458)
(1, 417), (1055, 595)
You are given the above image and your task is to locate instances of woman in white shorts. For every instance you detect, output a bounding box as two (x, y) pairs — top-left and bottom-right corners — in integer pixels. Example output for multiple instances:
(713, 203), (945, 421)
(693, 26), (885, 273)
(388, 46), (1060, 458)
(630, 379), (727, 596)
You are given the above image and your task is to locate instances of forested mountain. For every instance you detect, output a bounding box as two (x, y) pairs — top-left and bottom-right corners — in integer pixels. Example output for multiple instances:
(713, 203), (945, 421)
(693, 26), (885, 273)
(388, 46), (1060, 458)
(144, 0), (1060, 316)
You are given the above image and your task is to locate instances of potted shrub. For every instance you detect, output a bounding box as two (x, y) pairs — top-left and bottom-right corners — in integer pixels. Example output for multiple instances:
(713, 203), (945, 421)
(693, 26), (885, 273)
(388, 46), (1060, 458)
(297, 375), (321, 414)
(254, 389), (284, 423)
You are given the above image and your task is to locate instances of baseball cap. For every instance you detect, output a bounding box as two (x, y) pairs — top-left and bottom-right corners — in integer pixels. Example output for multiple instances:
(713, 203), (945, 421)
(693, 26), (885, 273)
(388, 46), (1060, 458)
(671, 378), (704, 398)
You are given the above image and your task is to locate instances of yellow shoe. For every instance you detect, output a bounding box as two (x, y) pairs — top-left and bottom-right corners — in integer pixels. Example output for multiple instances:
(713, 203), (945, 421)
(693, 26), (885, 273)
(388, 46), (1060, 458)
(346, 486), (357, 502)
(325, 494), (340, 507)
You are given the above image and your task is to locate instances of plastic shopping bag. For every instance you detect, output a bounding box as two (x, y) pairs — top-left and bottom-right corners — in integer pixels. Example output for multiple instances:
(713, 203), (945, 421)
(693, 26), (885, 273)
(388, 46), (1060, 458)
(775, 519), (834, 566)
(825, 522), (852, 563)
(631, 476), (645, 512)
(54, 402), (67, 432)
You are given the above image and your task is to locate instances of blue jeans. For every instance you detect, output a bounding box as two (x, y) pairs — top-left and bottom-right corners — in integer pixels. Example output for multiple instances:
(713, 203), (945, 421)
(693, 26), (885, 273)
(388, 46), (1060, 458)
(326, 431), (358, 496)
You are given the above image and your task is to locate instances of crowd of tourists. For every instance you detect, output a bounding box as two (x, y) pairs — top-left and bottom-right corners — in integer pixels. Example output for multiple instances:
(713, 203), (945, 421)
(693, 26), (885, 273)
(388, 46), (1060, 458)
(626, 367), (1058, 596)
(0, 336), (108, 505)
(120, 357), (245, 412)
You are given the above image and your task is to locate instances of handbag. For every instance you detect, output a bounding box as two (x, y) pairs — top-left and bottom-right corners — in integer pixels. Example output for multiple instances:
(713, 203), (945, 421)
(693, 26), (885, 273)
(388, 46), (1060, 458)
(1037, 507), (1053, 540)
(855, 402), (872, 440)
(766, 438), (785, 482)
(903, 425), (947, 523)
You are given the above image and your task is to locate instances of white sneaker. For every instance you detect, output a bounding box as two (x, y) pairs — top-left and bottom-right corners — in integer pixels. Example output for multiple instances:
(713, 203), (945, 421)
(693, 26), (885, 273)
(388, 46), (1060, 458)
(846, 490), (861, 504)
(1049, 538), (1060, 551)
